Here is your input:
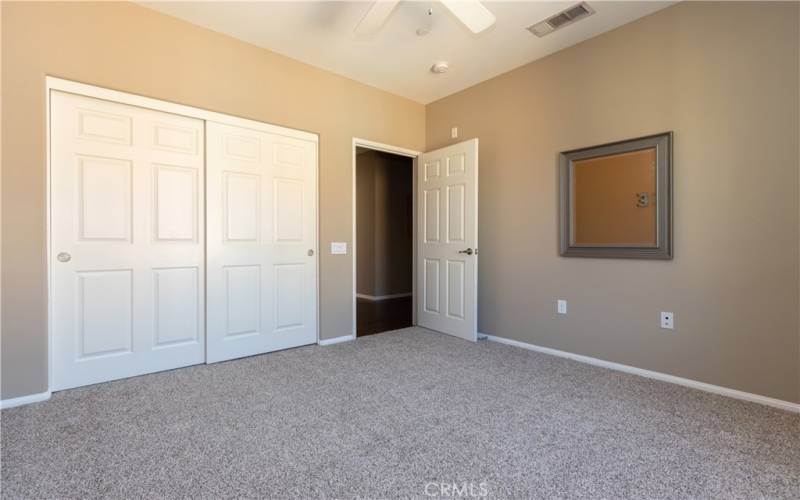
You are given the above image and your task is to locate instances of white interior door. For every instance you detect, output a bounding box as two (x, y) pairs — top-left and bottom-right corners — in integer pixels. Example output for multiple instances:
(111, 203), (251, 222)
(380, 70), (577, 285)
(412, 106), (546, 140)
(417, 139), (478, 341)
(51, 91), (205, 391)
(206, 122), (317, 363)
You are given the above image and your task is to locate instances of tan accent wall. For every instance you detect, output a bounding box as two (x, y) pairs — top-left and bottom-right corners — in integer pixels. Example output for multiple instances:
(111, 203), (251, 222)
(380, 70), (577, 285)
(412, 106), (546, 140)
(427, 2), (800, 402)
(356, 149), (413, 297)
(0, 1), (425, 399)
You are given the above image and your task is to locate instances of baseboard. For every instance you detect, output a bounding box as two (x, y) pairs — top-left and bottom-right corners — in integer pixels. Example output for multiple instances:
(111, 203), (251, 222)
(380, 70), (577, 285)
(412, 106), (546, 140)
(356, 293), (412, 301)
(318, 334), (356, 346)
(483, 334), (800, 413)
(0, 390), (52, 410)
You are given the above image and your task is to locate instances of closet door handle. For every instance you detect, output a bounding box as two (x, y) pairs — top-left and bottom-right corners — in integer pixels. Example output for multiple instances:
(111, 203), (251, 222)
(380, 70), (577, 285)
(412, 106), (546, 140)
(458, 248), (474, 256)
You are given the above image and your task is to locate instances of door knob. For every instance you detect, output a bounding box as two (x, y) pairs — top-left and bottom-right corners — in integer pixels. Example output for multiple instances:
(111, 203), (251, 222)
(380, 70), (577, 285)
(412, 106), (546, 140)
(458, 248), (474, 256)
(57, 252), (71, 262)
(307, 249), (314, 256)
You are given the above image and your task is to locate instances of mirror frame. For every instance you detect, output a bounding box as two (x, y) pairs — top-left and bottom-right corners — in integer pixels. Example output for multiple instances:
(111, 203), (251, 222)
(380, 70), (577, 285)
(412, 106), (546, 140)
(559, 132), (673, 259)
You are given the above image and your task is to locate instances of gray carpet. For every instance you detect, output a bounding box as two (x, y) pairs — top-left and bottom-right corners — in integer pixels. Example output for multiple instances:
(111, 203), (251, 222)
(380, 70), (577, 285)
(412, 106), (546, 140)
(2, 327), (798, 499)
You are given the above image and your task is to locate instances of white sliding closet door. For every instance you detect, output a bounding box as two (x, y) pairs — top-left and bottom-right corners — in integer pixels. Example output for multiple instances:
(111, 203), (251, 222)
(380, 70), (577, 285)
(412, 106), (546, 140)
(51, 91), (205, 391)
(206, 122), (317, 363)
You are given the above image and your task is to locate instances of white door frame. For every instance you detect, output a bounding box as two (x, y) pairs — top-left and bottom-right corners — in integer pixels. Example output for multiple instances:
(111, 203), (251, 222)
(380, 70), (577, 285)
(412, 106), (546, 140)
(351, 138), (421, 337)
(45, 76), (320, 393)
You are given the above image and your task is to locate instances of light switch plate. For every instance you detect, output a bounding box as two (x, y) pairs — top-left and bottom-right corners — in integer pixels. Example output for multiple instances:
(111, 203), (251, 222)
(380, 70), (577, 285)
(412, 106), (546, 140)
(557, 299), (567, 315)
(660, 312), (674, 330)
(451, 127), (458, 139)
(331, 242), (347, 255)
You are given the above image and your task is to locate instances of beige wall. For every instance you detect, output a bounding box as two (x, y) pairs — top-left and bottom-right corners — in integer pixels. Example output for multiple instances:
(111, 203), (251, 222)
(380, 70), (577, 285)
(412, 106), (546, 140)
(427, 2), (800, 403)
(0, 1), (425, 399)
(356, 149), (413, 297)
(3, 2), (799, 405)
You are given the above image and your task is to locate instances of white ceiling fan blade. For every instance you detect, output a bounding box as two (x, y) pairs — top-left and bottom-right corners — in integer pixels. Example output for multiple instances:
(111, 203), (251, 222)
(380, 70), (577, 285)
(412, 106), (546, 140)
(354, 0), (401, 36)
(439, 0), (496, 34)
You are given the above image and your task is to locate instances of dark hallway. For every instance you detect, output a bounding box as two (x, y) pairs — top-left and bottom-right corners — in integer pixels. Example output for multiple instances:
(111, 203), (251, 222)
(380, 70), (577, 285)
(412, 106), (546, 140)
(355, 147), (413, 337)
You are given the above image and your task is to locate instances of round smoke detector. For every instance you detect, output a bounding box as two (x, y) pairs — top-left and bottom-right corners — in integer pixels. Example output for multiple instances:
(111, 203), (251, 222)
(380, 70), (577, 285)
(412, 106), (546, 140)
(430, 61), (449, 74)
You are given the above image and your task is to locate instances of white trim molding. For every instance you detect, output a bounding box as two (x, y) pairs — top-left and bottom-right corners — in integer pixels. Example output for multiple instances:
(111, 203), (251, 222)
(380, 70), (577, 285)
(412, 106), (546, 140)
(484, 334), (800, 413)
(318, 334), (356, 346)
(356, 292), (412, 301)
(1, 391), (52, 410)
(353, 138), (420, 158)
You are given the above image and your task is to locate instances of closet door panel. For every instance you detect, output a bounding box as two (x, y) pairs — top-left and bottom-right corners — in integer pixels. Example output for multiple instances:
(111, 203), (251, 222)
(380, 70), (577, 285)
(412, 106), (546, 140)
(50, 90), (205, 390)
(206, 122), (317, 363)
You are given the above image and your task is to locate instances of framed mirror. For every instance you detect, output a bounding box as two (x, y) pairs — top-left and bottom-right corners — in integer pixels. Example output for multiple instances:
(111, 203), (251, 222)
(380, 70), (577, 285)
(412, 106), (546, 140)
(559, 132), (673, 259)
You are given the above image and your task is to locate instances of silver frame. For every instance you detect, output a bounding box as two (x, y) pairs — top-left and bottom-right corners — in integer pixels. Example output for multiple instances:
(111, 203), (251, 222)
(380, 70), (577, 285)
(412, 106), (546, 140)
(559, 132), (673, 259)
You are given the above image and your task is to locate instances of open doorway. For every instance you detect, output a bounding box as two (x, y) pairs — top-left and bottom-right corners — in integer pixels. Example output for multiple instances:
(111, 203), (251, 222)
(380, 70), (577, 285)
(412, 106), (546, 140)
(355, 146), (414, 337)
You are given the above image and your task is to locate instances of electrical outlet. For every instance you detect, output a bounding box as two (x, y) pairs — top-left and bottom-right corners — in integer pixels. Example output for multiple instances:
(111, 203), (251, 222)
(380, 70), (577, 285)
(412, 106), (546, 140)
(557, 299), (567, 315)
(660, 312), (674, 330)
(451, 126), (458, 139)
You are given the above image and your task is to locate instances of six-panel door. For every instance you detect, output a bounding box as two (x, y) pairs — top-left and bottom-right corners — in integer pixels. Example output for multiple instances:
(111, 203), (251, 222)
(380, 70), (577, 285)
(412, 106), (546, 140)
(206, 122), (318, 362)
(50, 91), (206, 390)
(417, 139), (478, 341)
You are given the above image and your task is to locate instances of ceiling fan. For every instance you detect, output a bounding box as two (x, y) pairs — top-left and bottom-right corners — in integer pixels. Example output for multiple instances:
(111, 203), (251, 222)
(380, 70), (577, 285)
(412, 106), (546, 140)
(354, 0), (496, 36)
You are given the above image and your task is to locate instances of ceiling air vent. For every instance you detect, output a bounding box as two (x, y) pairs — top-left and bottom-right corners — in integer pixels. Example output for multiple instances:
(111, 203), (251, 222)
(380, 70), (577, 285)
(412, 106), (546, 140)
(527, 2), (595, 37)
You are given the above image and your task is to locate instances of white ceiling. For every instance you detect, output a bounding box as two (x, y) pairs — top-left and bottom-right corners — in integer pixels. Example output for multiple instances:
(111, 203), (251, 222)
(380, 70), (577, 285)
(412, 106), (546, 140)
(141, 1), (675, 104)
